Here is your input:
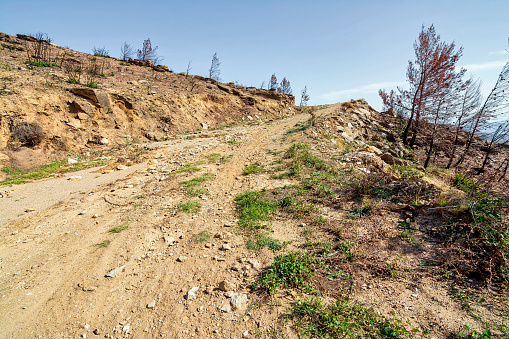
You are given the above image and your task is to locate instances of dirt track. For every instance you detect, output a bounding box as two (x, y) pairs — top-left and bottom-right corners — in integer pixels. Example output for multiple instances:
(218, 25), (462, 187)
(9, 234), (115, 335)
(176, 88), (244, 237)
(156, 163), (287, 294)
(0, 112), (310, 338)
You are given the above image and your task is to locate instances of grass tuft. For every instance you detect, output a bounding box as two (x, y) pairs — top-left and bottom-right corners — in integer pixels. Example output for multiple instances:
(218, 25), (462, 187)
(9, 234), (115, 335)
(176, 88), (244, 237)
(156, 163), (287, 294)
(108, 223), (129, 234)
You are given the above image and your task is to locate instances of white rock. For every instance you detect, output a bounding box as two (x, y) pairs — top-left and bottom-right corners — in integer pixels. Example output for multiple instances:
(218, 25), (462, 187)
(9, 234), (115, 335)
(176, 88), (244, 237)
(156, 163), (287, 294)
(230, 293), (248, 311)
(67, 158), (78, 164)
(147, 300), (156, 308)
(105, 265), (126, 278)
(187, 287), (199, 300)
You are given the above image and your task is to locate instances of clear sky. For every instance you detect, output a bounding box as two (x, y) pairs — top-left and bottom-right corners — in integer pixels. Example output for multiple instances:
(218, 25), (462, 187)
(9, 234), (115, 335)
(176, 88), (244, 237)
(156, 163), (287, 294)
(1, 0), (508, 109)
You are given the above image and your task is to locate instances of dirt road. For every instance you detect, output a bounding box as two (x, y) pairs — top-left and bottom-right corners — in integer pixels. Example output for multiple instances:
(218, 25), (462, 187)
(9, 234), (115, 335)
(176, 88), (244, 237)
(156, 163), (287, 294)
(0, 112), (310, 338)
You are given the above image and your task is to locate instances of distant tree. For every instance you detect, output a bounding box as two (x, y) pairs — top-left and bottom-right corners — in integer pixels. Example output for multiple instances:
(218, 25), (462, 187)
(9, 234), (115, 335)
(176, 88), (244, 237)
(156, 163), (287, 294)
(300, 86), (310, 107)
(455, 61), (509, 167)
(445, 77), (482, 168)
(269, 74), (278, 90)
(260, 81), (266, 90)
(186, 60), (192, 78)
(120, 41), (134, 61)
(209, 52), (221, 81)
(279, 77), (292, 95)
(137, 38), (162, 64)
(92, 46), (109, 57)
(478, 120), (509, 173)
(379, 25), (464, 147)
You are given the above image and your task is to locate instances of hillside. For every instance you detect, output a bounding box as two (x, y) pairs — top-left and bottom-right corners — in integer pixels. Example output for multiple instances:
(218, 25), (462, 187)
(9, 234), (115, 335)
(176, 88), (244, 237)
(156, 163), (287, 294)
(0, 32), (295, 174)
(0, 33), (508, 339)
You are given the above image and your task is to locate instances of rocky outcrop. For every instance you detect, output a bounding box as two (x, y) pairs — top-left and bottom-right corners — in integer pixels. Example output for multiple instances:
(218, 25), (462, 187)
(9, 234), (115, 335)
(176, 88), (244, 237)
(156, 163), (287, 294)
(71, 88), (110, 109)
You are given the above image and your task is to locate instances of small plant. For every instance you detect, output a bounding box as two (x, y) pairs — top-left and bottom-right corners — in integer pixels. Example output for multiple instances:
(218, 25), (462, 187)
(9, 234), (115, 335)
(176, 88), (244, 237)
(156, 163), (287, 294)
(247, 233), (283, 252)
(171, 161), (204, 174)
(92, 240), (110, 249)
(86, 80), (98, 88)
(195, 231), (210, 243)
(108, 223), (129, 233)
(243, 164), (265, 175)
(235, 191), (277, 229)
(11, 122), (45, 146)
(227, 139), (239, 145)
(180, 173), (214, 187)
(175, 200), (201, 214)
(291, 298), (412, 338)
(252, 251), (316, 295)
(67, 78), (80, 84)
(452, 173), (477, 192)
(25, 60), (60, 68)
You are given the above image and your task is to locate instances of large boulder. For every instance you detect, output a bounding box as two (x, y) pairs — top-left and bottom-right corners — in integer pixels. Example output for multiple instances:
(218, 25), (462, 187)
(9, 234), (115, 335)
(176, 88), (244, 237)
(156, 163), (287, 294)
(71, 88), (110, 109)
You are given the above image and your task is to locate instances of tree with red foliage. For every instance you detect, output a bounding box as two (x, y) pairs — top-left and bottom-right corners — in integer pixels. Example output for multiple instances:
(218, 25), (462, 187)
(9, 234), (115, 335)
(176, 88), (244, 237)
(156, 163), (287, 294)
(269, 74), (278, 90)
(137, 38), (161, 64)
(279, 77), (292, 95)
(379, 25), (464, 147)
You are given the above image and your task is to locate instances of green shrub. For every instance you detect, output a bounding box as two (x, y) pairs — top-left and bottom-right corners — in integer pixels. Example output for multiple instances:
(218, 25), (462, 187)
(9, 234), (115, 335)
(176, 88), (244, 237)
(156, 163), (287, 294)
(235, 191), (277, 228)
(252, 251), (316, 294)
(452, 173), (477, 193)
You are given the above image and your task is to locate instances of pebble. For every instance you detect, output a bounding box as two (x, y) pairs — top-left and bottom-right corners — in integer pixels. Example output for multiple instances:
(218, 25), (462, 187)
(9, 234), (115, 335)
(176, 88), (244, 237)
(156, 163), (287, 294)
(117, 165), (129, 170)
(92, 214), (98, 218)
(147, 300), (156, 308)
(230, 293), (248, 311)
(220, 243), (232, 251)
(25, 208), (36, 212)
(218, 280), (234, 292)
(247, 259), (261, 268)
(187, 287), (199, 300)
(219, 304), (231, 313)
(105, 265), (126, 278)
(68, 176), (82, 181)
(177, 256), (188, 262)
(78, 210), (86, 215)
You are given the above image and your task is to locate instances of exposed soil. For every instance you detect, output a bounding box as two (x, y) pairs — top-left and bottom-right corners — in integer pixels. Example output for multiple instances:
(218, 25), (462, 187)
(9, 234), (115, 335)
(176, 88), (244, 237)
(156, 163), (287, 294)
(1, 105), (507, 339)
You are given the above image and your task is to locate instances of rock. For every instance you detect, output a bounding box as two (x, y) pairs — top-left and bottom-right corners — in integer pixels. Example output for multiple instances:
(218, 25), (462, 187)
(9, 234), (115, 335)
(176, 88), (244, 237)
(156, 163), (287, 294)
(66, 118), (82, 129)
(99, 137), (109, 145)
(122, 325), (130, 332)
(243, 331), (249, 337)
(117, 165), (128, 170)
(147, 300), (156, 308)
(152, 64), (169, 72)
(230, 293), (248, 311)
(219, 303), (231, 313)
(164, 236), (175, 245)
(25, 208), (36, 212)
(247, 259), (261, 269)
(77, 113), (89, 120)
(220, 243), (232, 251)
(68, 175), (82, 180)
(67, 158), (78, 164)
(145, 132), (159, 141)
(177, 256), (188, 262)
(200, 122), (208, 130)
(105, 265), (126, 278)
(186, 287), (199, 300)
(380, 153), (396, 165)
(78, 210), (86, 215)
(218, 280), (234, 292)
(72, 100), (95, 116)
(360, 145), (382, 156)
(71, 88), (111, 109)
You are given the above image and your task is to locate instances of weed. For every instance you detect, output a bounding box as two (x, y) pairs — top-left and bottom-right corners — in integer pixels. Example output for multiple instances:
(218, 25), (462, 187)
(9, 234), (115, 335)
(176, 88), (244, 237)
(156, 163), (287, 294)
(26, 60), (60, 68)
(109, 223), (129, 233)
(92, 240), (110, 248)
(291, 298), (411, 338)
(227, 139), (239, 145)
(133, 194), (145, 199)
(348, 205), (372, 218)
(206, 153), (221, 163)
(180, 173), (214, 187)
(195, 231), (210, 243)
(452, 173), (477, 193)
(252, 251), (316, 294)
(243, 164), (265, 175)
(67, 78), (80, 84)
(175, 200), (201, 214)
(391, 165), (423, 180)
(235, 191), (277, 229)
(86, 80), (98, 88)
(187, 187), (206, 197)
(247, 233), (283, 252)
(452, 324), (492, 339)
(171, 161), (204, 174)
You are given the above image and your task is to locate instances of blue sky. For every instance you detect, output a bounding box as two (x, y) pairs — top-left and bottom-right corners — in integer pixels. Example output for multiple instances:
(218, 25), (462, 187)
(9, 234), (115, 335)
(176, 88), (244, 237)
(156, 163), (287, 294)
(1, 0), (507, 109)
